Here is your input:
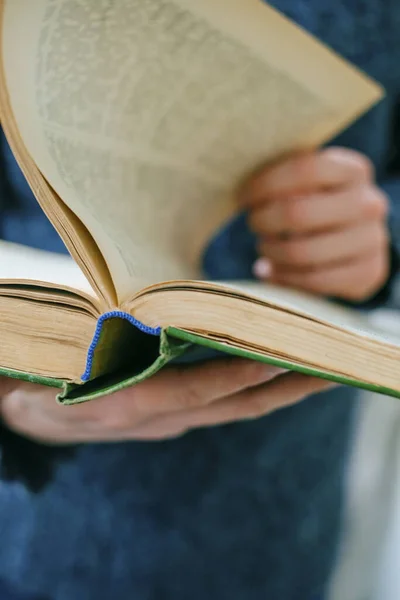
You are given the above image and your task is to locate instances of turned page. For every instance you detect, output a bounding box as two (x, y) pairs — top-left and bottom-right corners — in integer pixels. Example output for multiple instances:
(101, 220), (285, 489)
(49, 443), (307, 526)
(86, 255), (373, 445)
(1, 0), (383, 303)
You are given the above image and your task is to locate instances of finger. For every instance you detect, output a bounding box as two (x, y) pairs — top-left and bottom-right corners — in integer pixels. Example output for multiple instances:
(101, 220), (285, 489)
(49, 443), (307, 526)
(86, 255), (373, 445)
(242, 148), (374, 207)
(1, 386), (82, 444)
(259, 221), (388, 268)
(195, 372), (334, 424)
(152, 372), (334, 433)
(86, 362), (287, 441)
(272, 251), (390, 301)
(2, 372), (330, 444)
(1, 385), (152, 444)
(136, 359), (285, 415)
(13, 359), (277, 423)
(3, 373), (333, 443)
(248, 185), (388, 236)
(1, 361), (286, 443)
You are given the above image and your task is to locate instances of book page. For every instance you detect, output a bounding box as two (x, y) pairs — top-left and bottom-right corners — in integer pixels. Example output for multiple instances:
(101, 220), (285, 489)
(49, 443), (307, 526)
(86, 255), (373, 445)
(1, 0), (383, 303)
(0, 240), (94, 295)
(138, 279), (400, 348)
(221, 281), (400, 347)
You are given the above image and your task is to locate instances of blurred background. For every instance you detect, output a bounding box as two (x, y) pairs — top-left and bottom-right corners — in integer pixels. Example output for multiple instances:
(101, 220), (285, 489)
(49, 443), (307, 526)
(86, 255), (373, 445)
(330, 293), (400, 600)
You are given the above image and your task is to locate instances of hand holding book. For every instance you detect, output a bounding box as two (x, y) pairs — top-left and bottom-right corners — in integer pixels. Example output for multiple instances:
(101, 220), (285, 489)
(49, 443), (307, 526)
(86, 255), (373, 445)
(0, 363), (332, 445)
(1, 0), (399, 403)
(243, 147), (390, 301)
(0, 143), (388, 444)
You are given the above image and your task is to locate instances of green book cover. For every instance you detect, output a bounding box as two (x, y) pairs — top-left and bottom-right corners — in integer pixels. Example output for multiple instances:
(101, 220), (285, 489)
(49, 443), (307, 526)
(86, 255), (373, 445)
(2, 313), (397, 406)
(0, 1), (397, 405)
(61, 323), (400, 404)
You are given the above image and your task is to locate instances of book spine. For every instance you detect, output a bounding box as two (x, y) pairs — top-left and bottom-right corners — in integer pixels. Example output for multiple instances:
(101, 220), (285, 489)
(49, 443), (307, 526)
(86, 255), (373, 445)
(81, 311), (161, 382)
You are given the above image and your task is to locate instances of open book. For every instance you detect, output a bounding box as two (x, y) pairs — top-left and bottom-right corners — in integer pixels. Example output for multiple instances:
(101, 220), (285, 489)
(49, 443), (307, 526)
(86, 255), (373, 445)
(1, 0), (398, 404)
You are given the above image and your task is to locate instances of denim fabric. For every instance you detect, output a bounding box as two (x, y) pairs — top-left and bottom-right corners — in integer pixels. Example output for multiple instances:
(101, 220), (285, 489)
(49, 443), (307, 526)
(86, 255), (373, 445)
(0, 581), (47, 600)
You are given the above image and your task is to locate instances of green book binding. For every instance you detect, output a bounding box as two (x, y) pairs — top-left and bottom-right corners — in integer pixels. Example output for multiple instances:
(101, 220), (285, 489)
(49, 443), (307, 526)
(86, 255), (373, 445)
(59, 322), (400, 404)
(0, 0), (398, 404)
(167, 328), (400, 400)
(58, 316), (400, 404)
(1, 305), (399, 404)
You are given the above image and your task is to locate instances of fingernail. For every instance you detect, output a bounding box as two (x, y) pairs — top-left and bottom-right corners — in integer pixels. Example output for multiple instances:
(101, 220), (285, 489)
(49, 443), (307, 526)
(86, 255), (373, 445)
(253, 258), (272, 279)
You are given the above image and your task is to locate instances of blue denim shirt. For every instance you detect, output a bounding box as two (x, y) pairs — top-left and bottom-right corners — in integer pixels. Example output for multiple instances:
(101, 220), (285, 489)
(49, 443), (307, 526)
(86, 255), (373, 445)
(0, 2), (400, 600)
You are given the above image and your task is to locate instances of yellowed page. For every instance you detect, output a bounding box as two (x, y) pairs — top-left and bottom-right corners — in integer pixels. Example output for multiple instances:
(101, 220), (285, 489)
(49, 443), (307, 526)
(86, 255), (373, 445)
(130, 287), (400, 391)
(1, 0), (383, 303)
(219, 281), (400, 347)
(130, 282), (400, 391)
(0, 294), (94, 381)
(135, 279), (400, 347)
